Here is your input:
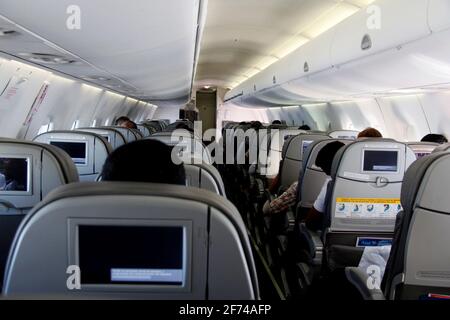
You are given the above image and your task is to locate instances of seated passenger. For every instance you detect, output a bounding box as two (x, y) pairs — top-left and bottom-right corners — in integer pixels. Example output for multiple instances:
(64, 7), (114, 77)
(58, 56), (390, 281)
(421, 133), (448, 144)
(298, 124), (311, 131)
(271, 120), (282, 125)
(101, 139), (186, 185)
(357, 127), (382, 138)
(303, 141), (345, 230)
(250, 121), (263, 130)
(263, 141), (345, 225)
(263, 128), (380, 222)
(115, 116), (131, 126)
(173, 122), (193, 132)
(123, 120), (138, 129)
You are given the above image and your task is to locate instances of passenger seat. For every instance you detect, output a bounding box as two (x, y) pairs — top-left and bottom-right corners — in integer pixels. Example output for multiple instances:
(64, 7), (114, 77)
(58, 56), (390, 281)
(0, 138), (78, 290)
(346, 151), (450, 300)
(185, 163), (227, 197)
(321, 139), (416, 272)
(33, 130), (112, 181)
(3, 182), (258, 299)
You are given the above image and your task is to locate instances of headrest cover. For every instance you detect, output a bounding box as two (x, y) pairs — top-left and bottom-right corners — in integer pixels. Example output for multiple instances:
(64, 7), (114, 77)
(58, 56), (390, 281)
(331, 138), (415, 181)
(284, 134), (329, 161)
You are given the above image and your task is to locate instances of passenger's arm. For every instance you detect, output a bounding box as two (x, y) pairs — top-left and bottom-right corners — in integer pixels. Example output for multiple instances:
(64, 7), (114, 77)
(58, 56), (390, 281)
(263, 182), (298, 215)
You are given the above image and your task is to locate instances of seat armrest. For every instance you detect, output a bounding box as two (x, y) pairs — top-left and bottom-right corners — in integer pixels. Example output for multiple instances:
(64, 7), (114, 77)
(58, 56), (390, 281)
(296, 224), (323, 266)
(308, 230), (323, 251)
(345, 267), (385, 300)
(307, 229), (323, 266)
(286, 207), (296, 230)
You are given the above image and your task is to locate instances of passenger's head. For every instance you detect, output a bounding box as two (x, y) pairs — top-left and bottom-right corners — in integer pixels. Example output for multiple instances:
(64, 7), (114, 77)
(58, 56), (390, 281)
(174, 122), (193, 132)
(115, 116), (130, 126)
(271, 120), (282, 125)
(299, 125), (311, 131)
(315, 141), (345, 176)
(250, 121), (263, 130)
(357, 127), (382, 139)
(123, 120), (137, 129)
(421, 134), (448, 144)
(101, 140), (186, 185)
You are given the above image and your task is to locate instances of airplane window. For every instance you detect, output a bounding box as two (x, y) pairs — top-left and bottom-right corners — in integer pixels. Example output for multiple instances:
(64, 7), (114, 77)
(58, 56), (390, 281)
(362, 150), (399, 173)
(38, 124), (50, 135)
(50, 141), (87, 165)
(71, 120), (80, 130)
(0, 157), (29, 192)
(78, 225), (185, 285)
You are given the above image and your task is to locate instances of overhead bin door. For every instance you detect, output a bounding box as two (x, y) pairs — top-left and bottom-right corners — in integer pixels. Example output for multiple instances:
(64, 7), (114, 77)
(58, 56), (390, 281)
(330, 0), (430, 67)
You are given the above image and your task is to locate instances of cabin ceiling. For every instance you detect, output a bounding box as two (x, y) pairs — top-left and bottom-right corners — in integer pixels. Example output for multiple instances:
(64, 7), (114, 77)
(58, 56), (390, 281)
(0, 0), (377, 105)
(0, 0), (202, 105)
(195, 0), (375, 91)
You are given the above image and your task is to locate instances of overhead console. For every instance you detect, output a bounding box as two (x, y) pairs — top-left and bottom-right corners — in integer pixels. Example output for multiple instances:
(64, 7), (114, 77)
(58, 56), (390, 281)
(225, 0), (450, 107)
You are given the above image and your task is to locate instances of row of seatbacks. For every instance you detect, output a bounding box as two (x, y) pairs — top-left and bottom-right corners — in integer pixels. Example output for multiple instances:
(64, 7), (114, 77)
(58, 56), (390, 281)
(0, 135), (247, 298)
(265, 131), (450, 299)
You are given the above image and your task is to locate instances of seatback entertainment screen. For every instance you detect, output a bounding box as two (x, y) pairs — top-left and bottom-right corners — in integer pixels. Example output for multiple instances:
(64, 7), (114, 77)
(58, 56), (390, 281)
(0, 157), (29, 192)
(302, 140), (313, 157)
(363, 150), (399, 172)
(79, 225), (185, 285)
(50, 141), (87, 165)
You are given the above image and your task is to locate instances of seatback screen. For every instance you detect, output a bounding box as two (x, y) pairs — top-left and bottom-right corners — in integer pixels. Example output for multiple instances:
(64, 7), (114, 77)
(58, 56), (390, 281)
(50, 141), (87, 165)
(79, 226), (184, 285)
(363, 150), (398, 172)
(0, 157), (29, 192)
(302, 140), (313, 157)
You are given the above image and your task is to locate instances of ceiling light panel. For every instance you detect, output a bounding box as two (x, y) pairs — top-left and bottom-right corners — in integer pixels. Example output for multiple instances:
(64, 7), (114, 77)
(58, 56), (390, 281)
(196, 0), (376, 89)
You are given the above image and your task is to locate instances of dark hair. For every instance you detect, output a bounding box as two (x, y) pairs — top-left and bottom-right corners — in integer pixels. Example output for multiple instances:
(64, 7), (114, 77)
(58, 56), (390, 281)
(272, 120), (282, 125)
(250, 121), (263, 129)
(174, 122), (193, 132)
(299, 125), (311, 131)
(421, 134), (448, 144)
(125, 120), (138, 129)
(101, 140), (186, 185)
(315, 141), (345, 176)
(358, 127), (382, 138)
(115, 116), (130, 126)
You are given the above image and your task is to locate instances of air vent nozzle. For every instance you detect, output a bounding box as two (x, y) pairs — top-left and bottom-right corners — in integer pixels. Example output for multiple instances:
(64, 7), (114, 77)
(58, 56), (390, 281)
(0, 28), (19, 37)
(304, 62), (309, 73)
(361, 34), (372, 51)
(18, 53), (76, 65)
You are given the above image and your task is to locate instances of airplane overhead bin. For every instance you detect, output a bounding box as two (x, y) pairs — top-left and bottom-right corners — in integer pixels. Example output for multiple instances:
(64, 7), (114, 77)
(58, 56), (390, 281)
(225, 0), (450, 107)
